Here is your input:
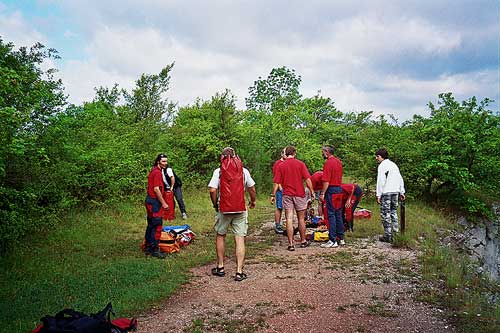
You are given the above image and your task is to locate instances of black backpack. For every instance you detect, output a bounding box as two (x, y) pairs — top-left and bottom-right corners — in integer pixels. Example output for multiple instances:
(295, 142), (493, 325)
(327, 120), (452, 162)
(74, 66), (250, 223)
(39, 303), (113, 333)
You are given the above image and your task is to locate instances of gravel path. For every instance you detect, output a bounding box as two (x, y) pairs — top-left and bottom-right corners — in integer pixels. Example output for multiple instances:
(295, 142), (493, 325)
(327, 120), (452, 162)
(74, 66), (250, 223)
(137, 221), (454, 333)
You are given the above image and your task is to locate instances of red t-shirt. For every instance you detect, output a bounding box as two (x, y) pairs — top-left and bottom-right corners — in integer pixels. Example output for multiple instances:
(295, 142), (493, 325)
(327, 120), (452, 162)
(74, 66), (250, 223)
(341, 183), (355, 200)
(272, 159), (284, 183)
(311, 171), (324, 191)
(322, 156), (342, 186)
(147, 166), (164, 198)
(275, 158), (311, 197)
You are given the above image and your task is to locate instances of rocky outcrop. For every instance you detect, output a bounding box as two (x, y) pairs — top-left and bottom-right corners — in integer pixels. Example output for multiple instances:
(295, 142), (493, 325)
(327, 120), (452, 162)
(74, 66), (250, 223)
(457, 204), (500, 280)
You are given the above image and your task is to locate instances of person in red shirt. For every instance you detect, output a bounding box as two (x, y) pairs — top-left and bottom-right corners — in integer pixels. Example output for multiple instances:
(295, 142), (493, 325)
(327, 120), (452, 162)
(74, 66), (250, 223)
(310, 170), (324, 217)
(272, 146), (314, 251)
(144, 153), (170, 259)
(319, 145), (344, 248)
(340, 183), (363, 232)
(271, 149), (286, 234)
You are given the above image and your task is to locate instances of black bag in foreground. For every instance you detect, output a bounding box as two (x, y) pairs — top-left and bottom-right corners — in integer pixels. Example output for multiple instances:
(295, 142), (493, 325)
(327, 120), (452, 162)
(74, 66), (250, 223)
(39, 302), (113, 333)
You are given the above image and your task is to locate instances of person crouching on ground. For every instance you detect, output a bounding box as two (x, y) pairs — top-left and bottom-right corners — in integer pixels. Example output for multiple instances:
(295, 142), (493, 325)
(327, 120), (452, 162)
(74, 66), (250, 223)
(208, 147), (257, 281)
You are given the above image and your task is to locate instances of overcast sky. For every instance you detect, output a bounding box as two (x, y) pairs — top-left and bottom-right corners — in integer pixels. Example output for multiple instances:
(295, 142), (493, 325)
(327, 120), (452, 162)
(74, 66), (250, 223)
(1, 0), (498, 120)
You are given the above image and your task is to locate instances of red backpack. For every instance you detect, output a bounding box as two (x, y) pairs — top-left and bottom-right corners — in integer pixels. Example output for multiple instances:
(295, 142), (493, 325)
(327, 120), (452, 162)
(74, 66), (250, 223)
(219, 155), (246, 214)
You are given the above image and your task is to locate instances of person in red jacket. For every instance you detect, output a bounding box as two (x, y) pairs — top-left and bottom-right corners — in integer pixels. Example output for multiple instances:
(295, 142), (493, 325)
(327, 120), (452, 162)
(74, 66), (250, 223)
(272, 146), (314, 251)
(144, 153), (170, 259)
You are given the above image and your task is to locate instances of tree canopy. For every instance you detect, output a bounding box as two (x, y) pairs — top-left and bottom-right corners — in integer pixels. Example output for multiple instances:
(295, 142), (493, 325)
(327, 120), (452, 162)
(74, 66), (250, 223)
(1, 38), (499, 252)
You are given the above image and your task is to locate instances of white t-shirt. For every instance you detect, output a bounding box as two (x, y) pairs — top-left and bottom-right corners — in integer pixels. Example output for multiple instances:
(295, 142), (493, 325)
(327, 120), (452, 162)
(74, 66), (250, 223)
(207, 167), (255, 189)
(161, 167), (175, 189)
(376, 159), (405, 197)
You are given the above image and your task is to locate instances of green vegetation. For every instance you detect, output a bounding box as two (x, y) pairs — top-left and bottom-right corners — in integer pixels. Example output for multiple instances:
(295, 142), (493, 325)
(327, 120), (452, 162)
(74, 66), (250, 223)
(1, 37), (500, 332)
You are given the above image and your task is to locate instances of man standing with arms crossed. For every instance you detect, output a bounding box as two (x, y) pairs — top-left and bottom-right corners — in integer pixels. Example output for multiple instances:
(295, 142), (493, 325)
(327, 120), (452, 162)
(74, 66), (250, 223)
(375, 148), (405, 243)
(320, 145), (344, 248)
(272, 146), (314, 251)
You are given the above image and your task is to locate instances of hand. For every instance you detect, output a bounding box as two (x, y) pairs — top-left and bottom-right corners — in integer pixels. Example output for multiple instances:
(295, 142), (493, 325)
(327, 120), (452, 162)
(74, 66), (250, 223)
(270, 196), (275, 204)
(400, 194), (406, 201)
(249, 201), (256, 209)
(377, 197), (381, 204)
(162, 203), (169, 209)
(319, 193), (325, 203)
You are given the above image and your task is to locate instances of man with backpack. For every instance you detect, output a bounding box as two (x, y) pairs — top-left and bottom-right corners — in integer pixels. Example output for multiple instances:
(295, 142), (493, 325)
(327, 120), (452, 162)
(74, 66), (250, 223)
(208, 147), (256, 282)
(375, 148), (405, 243)
(144, 154), (170, 259)
(163, 158), (188, 220)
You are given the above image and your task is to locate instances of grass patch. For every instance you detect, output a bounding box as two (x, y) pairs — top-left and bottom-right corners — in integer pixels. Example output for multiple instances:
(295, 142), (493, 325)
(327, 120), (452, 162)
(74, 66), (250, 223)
(367, 302), (398, 317)
(320, 250), (368, 270)
(0, 189), (273, 333)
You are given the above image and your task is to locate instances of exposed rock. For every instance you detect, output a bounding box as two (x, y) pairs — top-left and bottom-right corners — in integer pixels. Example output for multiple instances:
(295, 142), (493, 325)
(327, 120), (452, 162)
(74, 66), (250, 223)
(458, 204), (500, 280)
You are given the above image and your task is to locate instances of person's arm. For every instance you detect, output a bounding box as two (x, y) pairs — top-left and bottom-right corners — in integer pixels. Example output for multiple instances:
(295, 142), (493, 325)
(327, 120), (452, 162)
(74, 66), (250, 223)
(399, 171), (406, 201)
(154, 186), (168, 209)
(270, 183), (279, 204)
(319, 181), (329, 202)
(305, 178), (314, 202)
(209, 187), (218, 211)
(248, 186), (256, 209)
(343, 185), (354, 208)
(376, 164), (384, 204)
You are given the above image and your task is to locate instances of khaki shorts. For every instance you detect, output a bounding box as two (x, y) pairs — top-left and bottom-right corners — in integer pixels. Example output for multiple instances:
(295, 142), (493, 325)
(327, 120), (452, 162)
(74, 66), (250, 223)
(282, 195), (308, 211)
(214, 211), (248, 236)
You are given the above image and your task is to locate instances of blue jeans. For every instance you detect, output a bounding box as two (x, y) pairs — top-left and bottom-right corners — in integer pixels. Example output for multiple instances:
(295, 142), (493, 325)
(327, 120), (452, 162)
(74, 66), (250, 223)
(275, 189), (283, 210)
(326, 186), (344, 241)
(145, 217), (162, 251)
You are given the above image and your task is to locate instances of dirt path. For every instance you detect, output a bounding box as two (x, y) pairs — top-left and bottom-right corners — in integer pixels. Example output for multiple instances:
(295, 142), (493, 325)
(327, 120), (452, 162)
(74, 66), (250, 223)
(137, 221), (454, 333)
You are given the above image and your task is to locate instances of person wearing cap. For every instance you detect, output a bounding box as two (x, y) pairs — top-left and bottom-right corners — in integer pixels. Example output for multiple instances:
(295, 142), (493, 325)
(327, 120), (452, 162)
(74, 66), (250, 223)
(208, 147), (257, 281)
(144, 153), (169, 259)
(375, 148), (405, 243)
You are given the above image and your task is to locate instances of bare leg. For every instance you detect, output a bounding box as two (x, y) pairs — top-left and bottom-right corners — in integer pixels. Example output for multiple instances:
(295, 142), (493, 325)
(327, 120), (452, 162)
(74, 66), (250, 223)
(274, 208), (282, 224)
(215, 234), (226, 268)
(234, 235), (246, 274)
(285, 208), (295, 246)
(297, 209), (306, 243)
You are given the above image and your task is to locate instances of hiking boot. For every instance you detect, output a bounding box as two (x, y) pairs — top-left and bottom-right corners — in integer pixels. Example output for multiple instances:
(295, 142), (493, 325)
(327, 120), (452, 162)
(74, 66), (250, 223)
(274, 223), (284, 234)
(379, 235), (392, 243)
(321, 240), (338, 248)
(339, 239), (346, 246)
(182, 213), (188, 220)
(151, 250), (167, 259)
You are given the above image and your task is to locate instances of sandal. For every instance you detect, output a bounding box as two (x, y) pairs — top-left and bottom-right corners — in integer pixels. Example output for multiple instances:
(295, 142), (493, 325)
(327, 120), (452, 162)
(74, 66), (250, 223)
(287, 245), (295, 251)
(234, 272), (247, 281)
(300, 241), (310, 248)
(211, 266), (225, 277)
